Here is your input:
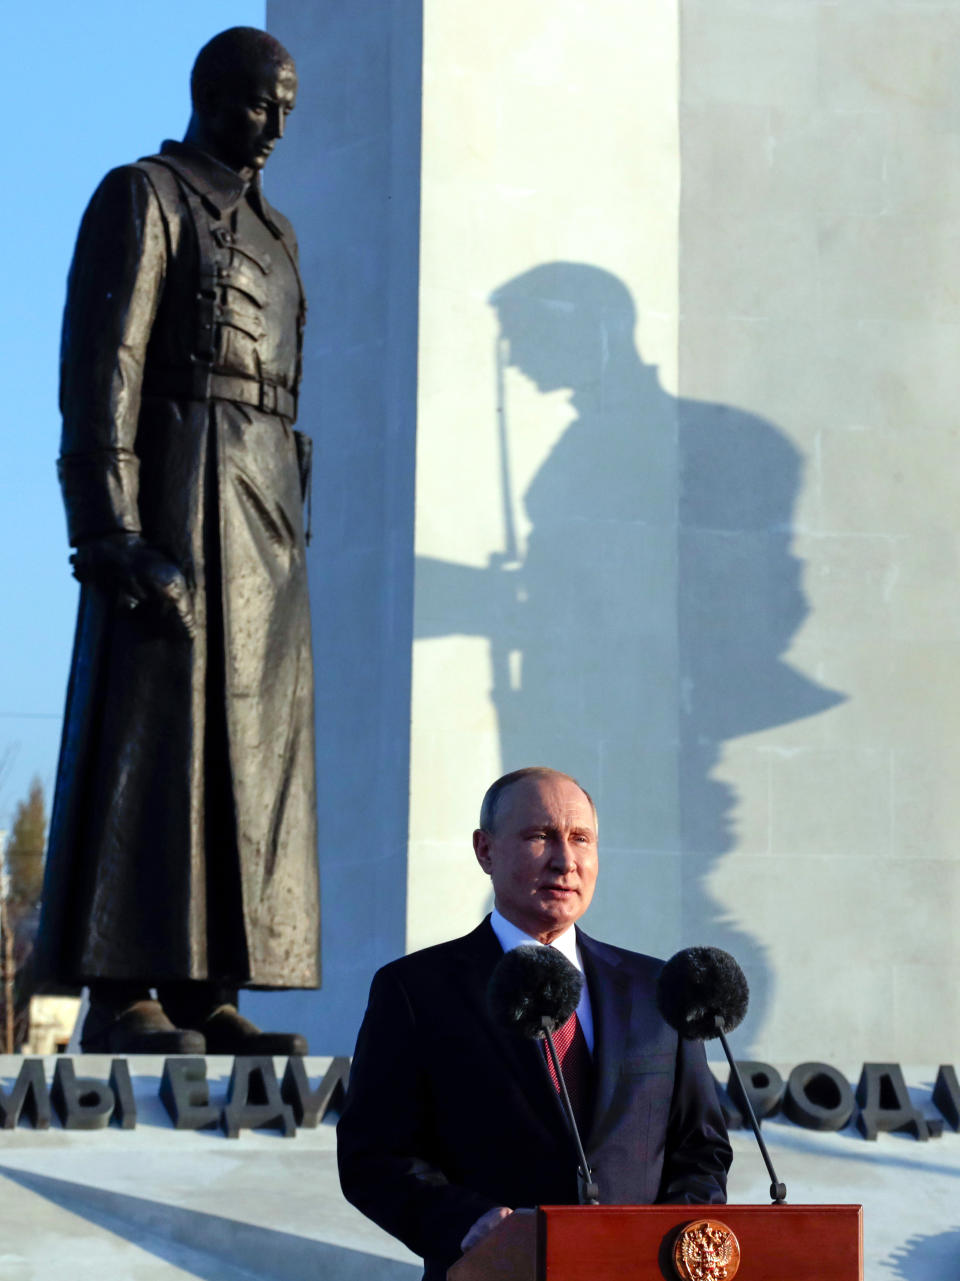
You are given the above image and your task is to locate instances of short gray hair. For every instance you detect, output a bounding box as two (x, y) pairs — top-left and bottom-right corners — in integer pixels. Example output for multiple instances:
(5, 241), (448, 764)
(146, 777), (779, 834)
(478, 767), (596, 833)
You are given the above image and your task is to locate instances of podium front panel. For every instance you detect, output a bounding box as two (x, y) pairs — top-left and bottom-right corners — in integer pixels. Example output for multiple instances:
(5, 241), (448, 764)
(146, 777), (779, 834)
(538, 1204), (863, 1280)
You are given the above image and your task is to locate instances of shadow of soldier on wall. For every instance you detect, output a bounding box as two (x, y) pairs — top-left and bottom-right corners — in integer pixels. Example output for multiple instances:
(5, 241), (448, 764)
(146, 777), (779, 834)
(415, 263), (843, 1049)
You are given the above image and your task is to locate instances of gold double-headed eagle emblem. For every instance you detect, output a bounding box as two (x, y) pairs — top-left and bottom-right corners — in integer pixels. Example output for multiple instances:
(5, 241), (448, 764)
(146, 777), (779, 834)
(672, 1219), (741, 1281)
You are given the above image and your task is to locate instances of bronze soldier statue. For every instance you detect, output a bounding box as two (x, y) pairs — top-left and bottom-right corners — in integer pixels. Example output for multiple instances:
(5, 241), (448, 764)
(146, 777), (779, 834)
(36, 27), (320, 1054)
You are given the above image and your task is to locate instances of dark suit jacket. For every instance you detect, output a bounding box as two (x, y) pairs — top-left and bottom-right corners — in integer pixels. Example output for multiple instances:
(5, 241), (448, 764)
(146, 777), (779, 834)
(337, 918), (731, 1278)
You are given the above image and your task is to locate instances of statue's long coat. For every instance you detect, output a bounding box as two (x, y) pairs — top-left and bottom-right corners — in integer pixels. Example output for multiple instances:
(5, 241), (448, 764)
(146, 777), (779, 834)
(37, 142), (320, 988)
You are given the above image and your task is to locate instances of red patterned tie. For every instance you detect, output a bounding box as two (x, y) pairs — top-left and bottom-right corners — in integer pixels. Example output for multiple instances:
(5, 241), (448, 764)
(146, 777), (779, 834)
(543, 1008), (592, 1132)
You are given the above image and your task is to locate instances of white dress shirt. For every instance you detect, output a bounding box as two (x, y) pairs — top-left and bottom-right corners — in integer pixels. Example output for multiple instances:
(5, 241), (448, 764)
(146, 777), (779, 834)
(489, 907), (595, 1052)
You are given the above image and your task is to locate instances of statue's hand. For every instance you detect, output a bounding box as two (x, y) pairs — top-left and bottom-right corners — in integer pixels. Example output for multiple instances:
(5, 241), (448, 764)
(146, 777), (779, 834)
(71, 534), (196, 640)
(131, 543), (197, 640)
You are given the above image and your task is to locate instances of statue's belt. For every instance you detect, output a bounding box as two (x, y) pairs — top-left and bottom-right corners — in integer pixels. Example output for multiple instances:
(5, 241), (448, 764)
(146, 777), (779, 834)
(143, 368), (296, 419)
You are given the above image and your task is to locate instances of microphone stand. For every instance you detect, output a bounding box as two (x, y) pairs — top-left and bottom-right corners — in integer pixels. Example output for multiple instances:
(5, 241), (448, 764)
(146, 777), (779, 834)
(713, 1015), (787, 1203)
(542, 1016), (600, 1205)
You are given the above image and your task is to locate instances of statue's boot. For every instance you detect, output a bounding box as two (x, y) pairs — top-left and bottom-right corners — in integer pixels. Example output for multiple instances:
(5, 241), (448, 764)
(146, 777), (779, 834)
(158, 983), (308, 1056)
(81, 989), (206, 1054)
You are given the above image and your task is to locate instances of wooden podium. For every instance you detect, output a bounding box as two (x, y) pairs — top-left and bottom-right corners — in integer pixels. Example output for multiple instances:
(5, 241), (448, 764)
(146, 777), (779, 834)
(448, 1203), (863, 1280)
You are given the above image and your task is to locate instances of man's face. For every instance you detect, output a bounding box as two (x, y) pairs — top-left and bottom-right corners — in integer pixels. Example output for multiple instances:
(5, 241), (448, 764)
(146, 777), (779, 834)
(473, 774), (598, 944)
(203, 59), (297, 174)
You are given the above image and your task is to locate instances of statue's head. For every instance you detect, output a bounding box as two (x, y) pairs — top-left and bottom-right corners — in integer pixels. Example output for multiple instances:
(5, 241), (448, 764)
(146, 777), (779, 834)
(188, 27), (297, 175)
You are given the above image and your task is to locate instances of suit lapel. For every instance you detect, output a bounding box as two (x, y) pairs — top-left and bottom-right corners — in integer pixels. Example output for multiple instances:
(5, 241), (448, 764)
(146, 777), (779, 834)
(579, 929), (632, 1140)
(451, 918), (571, 1132)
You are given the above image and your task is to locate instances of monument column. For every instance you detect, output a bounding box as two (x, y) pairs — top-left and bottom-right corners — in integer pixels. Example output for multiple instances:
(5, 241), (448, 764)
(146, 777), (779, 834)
(258, 1), (423, 1050)
(265, 0), (681, 1052)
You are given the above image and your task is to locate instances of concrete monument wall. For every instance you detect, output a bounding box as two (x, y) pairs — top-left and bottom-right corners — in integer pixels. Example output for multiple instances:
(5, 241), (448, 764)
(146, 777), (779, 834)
(677, 0), (960, 1063)
(407, 1), (684, 962)
(265, 1), (960, 1067)
(252, 1), (422, 1049)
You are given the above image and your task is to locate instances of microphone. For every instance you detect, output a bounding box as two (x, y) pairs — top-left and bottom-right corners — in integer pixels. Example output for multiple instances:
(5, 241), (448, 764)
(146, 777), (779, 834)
(488, 945), (599, 1204)
(656, 945), (749, 1040)
(488, 943), (582, 1036)
(656, 947), (787, 1204)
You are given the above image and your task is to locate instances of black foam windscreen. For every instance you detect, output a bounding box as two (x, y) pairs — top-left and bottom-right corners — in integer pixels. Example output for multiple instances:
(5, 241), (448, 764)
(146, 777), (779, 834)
(487, 943), (583, 1039)
(656, 946), (749, 1041)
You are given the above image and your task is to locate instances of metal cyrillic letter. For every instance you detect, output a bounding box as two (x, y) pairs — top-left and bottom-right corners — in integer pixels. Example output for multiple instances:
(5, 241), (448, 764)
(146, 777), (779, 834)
(783, 1062), (854, 1131)
(160, 1057), (219, 1130)
(726, 1061), (784, 1128)
(50, 1059), (114, 1130)
(222, 1057), (296, 1138)
(0, 1060), (51, 1130)
(855, 1063), (930, 1141)
(932, 1065), (960, 1130)
(281, 1056), (350, 1128)
(108, 1059), (137, 1129)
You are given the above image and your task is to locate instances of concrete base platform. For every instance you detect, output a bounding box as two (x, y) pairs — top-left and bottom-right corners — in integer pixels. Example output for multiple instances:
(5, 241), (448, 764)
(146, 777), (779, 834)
(0, 1058), (957, 1279)
(725, 1109), (960, 1279)
(0, 1056), (420, 1280)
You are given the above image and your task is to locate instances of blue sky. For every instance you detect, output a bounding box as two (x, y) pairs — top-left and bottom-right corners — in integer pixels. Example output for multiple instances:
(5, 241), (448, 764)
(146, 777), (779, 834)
(0, 1), (264, 833)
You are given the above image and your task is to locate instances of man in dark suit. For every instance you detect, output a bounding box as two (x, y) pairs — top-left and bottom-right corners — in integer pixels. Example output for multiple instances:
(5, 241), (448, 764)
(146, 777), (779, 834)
(337, 767), (731, 1278)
